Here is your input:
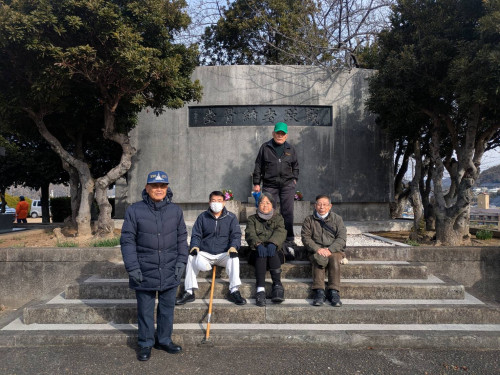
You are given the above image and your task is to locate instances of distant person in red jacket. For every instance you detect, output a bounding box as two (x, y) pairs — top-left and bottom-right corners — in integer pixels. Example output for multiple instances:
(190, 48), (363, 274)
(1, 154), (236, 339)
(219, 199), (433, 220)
(15, 196), (29, 223)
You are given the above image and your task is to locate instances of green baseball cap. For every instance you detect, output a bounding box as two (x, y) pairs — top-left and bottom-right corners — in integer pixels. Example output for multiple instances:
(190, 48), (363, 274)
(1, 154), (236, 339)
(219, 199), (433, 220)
(274, 122), (288, 134)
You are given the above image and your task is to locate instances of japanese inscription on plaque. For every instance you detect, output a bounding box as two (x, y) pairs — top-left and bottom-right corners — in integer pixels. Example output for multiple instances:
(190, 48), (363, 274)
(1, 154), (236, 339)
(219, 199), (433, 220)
(189, 105), (332, 127)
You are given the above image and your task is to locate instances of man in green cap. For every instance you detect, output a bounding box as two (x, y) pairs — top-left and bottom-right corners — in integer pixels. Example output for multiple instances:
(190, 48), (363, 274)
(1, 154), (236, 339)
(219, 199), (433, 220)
(252, 122), (299, 252)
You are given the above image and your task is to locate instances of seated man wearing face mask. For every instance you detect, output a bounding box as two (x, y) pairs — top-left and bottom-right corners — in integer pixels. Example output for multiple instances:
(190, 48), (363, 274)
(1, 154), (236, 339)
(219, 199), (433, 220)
(176, 191), (246, 306)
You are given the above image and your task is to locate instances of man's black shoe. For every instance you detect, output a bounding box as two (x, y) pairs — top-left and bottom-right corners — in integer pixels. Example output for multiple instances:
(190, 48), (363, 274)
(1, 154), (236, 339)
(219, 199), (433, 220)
(175, 291), (195, 305)
(327, 289), (342, 307)
(312, 289), (325, 306)
(228, 290), (247, 305)
(154, 342), (182, 354)
(271, 284), (285, 303)
(137, 346), (152, 361)
(255, 291), (266, 307)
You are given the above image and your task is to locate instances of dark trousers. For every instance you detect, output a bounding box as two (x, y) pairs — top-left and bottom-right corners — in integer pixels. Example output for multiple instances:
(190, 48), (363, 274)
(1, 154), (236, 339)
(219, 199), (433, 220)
(254, 252), (282, 288)
(263, 183), (295, 241)
(310, 252), (343, 291)
(17, 218), (27, 223)
(136, 286), (177, 348)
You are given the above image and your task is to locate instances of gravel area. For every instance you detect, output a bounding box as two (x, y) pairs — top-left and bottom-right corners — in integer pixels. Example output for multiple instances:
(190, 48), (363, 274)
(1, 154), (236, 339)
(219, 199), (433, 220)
(237, 234), (401, 247)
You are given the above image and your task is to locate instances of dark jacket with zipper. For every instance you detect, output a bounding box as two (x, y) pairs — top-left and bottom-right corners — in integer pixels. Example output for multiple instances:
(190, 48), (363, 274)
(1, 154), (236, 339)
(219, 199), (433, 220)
(190, 207), (241, 255)
(252, 139), (299, 188)
(120, 189), (188, 291)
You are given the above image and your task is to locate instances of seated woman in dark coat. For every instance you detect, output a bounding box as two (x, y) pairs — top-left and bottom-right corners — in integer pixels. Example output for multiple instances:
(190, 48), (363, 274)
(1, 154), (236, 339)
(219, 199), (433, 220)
(245, 193), (287, 306)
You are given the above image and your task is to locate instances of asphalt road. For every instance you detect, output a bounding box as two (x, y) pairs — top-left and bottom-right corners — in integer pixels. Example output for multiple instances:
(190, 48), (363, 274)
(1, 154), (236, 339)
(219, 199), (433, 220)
(1, 345), (498, 375)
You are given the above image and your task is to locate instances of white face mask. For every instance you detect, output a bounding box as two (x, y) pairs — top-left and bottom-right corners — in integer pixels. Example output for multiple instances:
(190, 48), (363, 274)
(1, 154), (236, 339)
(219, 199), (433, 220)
(210, 202), (224, 213)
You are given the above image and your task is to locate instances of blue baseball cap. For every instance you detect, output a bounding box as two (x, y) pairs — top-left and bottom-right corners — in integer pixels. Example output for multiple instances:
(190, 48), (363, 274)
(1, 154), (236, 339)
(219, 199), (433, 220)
(146, 170), (169, 184)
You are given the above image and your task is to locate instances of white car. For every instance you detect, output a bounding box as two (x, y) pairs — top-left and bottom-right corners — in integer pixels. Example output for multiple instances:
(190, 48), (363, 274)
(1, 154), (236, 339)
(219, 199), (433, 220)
(0, 203), (16, 214)
(30, 200), (51, 218)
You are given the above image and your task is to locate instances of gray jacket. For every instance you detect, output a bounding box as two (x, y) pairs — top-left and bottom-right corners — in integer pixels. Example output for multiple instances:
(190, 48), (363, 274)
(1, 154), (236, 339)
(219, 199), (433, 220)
(301, 211), (346, 254)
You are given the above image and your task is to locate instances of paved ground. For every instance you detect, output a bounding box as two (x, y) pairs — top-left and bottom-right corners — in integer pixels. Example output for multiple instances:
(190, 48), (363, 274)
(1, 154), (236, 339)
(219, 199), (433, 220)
(1, 345), (498, 375)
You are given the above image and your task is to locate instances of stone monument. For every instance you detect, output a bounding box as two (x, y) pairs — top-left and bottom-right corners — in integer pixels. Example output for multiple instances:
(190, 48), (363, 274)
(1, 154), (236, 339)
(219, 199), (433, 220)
(115, 65), (393, 221)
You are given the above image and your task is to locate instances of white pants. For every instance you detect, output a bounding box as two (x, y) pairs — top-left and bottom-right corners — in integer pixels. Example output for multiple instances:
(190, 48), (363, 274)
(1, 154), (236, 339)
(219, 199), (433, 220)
(184, 251), (241, 291)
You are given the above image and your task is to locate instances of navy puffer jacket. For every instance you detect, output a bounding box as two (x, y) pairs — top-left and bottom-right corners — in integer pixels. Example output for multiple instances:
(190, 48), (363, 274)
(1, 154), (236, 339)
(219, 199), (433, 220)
(120, 189), (188, 291)
(190, 207), (241, 255)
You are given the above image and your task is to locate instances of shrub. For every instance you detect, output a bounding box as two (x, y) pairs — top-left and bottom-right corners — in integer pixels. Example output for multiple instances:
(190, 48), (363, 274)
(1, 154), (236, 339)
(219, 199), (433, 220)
(476, 229), (493, 240)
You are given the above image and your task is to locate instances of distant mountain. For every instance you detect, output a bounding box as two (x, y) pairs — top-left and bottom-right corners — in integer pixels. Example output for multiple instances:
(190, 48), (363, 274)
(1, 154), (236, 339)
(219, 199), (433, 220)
(476, 165), (500, 186)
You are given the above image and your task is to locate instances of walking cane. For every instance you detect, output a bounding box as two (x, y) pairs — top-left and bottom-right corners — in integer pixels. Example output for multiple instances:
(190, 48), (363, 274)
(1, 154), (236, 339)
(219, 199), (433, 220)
(200, 265), (216, 346)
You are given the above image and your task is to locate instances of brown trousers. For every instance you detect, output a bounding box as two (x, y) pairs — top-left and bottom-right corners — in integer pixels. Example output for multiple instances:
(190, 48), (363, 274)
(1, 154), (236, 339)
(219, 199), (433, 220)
(309, 251), (343, 291)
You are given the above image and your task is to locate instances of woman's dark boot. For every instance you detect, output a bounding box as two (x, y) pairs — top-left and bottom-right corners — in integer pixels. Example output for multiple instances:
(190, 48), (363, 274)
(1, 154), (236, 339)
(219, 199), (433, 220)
(270, 268), (285, 303)
(256, 291), (266, 307)
(271, 284), (285, 303)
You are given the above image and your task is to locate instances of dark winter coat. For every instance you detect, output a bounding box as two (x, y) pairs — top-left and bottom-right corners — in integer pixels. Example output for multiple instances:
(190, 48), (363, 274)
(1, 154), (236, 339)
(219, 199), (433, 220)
(245, 212), (287, 251)
(252, 140), (299, 188)
(120, 189), (188, 291)
(301, 211), (347, 254)
(190, 207), (241, 255)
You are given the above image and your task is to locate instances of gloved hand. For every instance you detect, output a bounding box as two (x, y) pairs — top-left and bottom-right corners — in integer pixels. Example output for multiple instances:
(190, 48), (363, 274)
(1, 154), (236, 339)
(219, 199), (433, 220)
(256, 244), (267, 258)
(190, 247), (199, 256)
(175, 262), (185, 282)
(228, 246), (238, 258)
(266, 243), (277, 257)
(129, 269), (142, 284)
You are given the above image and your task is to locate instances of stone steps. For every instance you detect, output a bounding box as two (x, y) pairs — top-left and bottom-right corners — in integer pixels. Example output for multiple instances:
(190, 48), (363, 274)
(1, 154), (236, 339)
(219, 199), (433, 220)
(65, 276), (463, 300)
(2, 246), (499, 349)
(21, 297), (499, 325)
(3, 322), (499, 349)
(101, 260), (428, 280)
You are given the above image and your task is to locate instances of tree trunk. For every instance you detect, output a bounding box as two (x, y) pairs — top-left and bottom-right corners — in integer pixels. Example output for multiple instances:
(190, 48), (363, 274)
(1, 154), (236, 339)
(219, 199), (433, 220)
(390, 196), (408, 219)
(421, 164), (435, 231)
(409, 140), (423, 241)
(434, 214), (469, 246)
(391, 142), (411, 218)
(95, 181), (114, 236)
(29, 112), (93, 237)
(95, 105), (136, 236)
(40, 181), (50, 223)
(63, 161), (81, 228)
(0, 188), (6, 213)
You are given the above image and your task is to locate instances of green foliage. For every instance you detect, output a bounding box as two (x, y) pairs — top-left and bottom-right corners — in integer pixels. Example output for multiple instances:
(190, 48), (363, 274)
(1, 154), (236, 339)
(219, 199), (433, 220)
(368, 0), (500, 144)
(0, 0), (202, 232)
(200, 0), (327, 65)
(91, 237), (120, 247)
(50, 197), (72, 223)
(476, 229), (493, 240)
(405, 239), (420, 247)
(57, 241), (78, 247)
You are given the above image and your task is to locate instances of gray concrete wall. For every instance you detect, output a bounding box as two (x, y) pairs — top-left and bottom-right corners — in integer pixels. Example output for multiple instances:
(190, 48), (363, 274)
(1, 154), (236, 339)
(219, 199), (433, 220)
(116, 65), (393, 220)
(0, 248), (122, 308)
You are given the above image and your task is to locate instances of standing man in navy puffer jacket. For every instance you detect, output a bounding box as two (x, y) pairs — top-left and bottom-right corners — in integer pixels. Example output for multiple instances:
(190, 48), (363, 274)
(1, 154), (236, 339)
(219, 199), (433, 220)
(120, 170), (188, 362)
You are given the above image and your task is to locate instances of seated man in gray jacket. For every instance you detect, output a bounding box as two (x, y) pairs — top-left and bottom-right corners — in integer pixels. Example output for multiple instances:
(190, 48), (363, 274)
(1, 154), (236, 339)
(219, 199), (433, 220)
(301, 195), (347, 307)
